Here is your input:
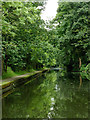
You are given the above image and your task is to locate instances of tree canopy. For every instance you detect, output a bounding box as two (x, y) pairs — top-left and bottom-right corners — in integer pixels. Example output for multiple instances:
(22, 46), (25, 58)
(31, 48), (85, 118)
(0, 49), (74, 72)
(2, 1), (90, 73)
(2, 1), (57, 72)
(54, 2), (90, 71)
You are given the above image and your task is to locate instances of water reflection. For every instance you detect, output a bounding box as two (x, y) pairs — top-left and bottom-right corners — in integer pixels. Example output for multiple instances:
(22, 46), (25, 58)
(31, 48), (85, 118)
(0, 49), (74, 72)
(2, 71), (89, 118)
(79, 75), (82, 88)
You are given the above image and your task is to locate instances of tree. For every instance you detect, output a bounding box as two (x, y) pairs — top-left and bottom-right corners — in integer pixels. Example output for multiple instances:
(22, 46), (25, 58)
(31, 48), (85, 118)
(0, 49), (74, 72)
(2, 1), (57, 72)
(2, 2), (44, 71)
(54, 2), (89, 71)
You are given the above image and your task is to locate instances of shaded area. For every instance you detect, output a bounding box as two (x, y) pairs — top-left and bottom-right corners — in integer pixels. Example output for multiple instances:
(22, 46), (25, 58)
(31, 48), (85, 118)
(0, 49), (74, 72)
(2, 71), (89, 118)
(2, 69), (49, 98)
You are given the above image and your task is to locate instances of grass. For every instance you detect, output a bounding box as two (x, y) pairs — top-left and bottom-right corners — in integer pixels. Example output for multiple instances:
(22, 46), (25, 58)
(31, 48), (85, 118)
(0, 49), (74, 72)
(2, 67), (17, 79)
(2, 67), (35, 80)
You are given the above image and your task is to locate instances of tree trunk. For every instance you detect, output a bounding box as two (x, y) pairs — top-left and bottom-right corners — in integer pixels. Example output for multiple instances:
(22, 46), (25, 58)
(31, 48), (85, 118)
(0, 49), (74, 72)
(79, 57), (81, 69)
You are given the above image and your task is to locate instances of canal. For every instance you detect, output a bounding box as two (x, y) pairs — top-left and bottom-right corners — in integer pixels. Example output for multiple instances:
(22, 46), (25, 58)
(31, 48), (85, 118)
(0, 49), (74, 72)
(2, 71), (89, 118)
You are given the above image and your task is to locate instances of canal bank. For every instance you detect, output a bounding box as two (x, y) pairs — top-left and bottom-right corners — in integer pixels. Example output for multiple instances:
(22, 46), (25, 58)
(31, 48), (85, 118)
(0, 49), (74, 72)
(1, 68), (50, 97)
(2, 70), (89, 118)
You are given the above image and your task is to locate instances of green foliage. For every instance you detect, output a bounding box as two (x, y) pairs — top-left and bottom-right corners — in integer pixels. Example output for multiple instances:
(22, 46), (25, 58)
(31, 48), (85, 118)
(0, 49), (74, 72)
(54, 2), (89, 71)
(2, 1), (89, 74)
(80, 65), (87, 72)
(2, 67), (17, 79)
(2, 66), (35, 79)
(80, 63), (90, 73)
(2, 1), (57, 73)
(86, 63), (90, 73)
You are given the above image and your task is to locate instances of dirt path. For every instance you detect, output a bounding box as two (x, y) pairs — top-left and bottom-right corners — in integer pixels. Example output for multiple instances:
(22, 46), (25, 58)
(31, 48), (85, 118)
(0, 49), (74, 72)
(0, 71), (40, 86)
(0, 69), (49, 87)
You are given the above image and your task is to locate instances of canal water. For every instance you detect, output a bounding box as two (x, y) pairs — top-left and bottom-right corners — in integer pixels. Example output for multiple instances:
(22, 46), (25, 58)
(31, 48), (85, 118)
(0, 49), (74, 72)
(2, 71), (89, 118)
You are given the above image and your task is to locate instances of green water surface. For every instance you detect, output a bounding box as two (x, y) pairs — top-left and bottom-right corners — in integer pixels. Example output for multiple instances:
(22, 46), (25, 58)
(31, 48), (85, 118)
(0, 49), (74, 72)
(2, 71), (89, 118)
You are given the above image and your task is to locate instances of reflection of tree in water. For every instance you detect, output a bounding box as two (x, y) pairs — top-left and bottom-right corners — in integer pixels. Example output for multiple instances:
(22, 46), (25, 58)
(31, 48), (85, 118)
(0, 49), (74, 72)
(49, 71), (89, 118)
(2, 71), (57, 118)
(2, 71), (89, 118)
